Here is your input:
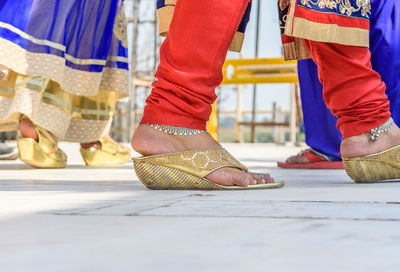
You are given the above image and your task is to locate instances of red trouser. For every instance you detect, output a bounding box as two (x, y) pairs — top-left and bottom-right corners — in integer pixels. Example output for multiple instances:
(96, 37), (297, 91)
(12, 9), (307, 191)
(141, 0), (250, 130)
(304, 40), (391, 138)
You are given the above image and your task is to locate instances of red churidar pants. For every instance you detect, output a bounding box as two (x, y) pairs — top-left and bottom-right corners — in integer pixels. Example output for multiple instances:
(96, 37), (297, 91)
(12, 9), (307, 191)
(304, 40), (391, 138)
(141, 0), (250, 130)
(142, 0), (391, 139)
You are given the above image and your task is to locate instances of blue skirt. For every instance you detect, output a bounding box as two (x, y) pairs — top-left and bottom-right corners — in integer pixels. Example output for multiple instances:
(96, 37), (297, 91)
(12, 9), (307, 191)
(0, 0), (129, 96)
(0, 0), (129, 142)
(298, 0), (400, 160)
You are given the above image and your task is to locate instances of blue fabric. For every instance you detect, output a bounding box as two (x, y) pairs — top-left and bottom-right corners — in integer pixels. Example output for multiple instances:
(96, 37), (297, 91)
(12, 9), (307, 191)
(156, 0), (252, 34)
(299, 0), (400, 160)
(0, 0), (128, 73)
(296, 0), (371, 20)
(237, 2), (252, 34)
(157, 0), (165, 9)
(298, 60), (342, 160)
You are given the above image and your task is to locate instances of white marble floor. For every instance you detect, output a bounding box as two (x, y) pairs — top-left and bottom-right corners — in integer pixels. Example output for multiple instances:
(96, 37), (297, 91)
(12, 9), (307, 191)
(1, 143), (400, 272)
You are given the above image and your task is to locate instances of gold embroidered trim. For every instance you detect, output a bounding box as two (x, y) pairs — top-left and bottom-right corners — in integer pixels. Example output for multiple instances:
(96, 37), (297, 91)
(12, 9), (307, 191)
(291, 17), (369, 47)
(157, 6), (175, 37)
(0, 22), (65, 51)
(165, 0), (177, 5)
(0, 21), (121, 66)
(100, 67), (129, 96)
(157, 4), (245, 52)
(0, 38), (128, 96)
(284, 0), (298, 37)
(282, 40), (311, 61)
(0, 93), (111, 142)
(299, 0), (371, 18)
(63, 118), (112, 143)
(229, 32), (245, 53)
(0, 90), (71, 139)
(11, 73), (117, 120)
(108, 56), (129, 63)
(113, 3), (128, 48)
(65, 55), (106, 66)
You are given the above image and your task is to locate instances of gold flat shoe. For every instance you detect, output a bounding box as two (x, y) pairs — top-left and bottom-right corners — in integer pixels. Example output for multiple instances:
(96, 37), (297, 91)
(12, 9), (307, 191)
(133, 148), (285, 190)
(80, 137), (131, 166)
(17, 126), (67, 169)
(342, 144), (400, 183)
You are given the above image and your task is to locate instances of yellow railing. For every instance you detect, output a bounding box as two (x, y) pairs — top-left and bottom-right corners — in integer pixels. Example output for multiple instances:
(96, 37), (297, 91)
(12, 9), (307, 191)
(209, 57), (301, 143)
(222, 57), (298, 85)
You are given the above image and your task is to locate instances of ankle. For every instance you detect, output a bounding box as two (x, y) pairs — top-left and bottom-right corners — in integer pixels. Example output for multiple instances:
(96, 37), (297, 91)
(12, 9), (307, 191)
(341, 125), (400, 158)
(131, 124), (176, 155)
(80, 141), (101, 149)
(131, 124), (221, 156)
(19, 118), (38, 141)
(341, 134), (371, 158)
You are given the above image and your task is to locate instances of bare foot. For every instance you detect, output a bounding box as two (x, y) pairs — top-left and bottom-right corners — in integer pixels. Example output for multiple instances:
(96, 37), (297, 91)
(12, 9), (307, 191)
(81, 135), (130, 150)
(341, 125), (400, 158)
(131, 124), (274, 187)
(286, 150), (314, 164)
(19, 118), (38, 141)
(80, 141), (101, 149)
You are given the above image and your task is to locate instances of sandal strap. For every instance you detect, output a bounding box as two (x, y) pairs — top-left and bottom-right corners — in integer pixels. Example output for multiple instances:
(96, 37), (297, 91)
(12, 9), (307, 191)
(99, 137), (120, 154)
(135, 148), (248, 178)
(298, 148), (331, 163)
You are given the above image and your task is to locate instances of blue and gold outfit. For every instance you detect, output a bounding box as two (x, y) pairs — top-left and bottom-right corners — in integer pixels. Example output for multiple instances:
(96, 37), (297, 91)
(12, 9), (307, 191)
(157, 0), (252, 52)
(0, 0), (128, 142)
(298, 0), (400, 160)
(279, 0), (371, 60)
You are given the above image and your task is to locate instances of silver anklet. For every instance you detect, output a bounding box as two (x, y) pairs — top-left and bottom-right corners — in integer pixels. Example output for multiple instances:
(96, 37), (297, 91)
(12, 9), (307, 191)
(369, 118), (394, 141)
(148, 124), (206, 136)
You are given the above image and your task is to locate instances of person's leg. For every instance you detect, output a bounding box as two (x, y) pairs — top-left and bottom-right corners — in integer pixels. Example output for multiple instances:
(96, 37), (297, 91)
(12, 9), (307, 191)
(77, 92), (131, 166)
(298, 60), (342, 160)
(283, 59), (342, 166)
(284, 0), (400, 167)
(132, 0), (275, 187)
(304, 40), (400, 160)
(370, 0), (400, 126)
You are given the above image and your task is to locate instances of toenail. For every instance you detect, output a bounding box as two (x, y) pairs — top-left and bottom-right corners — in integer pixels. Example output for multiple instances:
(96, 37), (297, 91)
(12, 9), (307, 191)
(240, 177), (249, 184)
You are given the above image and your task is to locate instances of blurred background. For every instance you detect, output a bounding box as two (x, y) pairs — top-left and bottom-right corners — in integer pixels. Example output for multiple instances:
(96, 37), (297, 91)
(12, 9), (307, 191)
(3, 0), (304, 145)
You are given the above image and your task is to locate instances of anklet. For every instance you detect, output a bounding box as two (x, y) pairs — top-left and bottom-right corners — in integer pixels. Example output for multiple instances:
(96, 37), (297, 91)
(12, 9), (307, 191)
(148, 124), (206, 136)
(369, 118), (394, 141)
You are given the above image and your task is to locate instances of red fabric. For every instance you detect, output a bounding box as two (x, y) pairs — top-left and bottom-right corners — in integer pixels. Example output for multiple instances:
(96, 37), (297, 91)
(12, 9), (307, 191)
(303, 151), (324, 163)
(294, 5), (369, 30)
(141, 0), (250, 130)
(304, 40), (391, 138)
(277, 160), (344, 169)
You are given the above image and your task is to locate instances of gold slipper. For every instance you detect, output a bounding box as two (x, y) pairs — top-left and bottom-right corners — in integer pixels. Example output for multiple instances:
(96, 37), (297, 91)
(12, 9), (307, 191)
(342, 145), (400, 183)
(80, 136), (131, 166)
(17, 126), (67, 169)
(133, 148), (285, 190)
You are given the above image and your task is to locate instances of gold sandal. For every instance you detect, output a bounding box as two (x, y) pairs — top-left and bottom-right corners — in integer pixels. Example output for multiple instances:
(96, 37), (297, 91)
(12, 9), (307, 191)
(17, 125), (67, 168)
(342, 145), (400, 183)
(80, 137), (131, 166)
(133, 148), (285, 190)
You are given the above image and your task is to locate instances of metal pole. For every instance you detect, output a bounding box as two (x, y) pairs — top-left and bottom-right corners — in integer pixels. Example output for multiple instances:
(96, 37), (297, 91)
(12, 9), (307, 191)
(129, 0), (140, 139)
(250, 0), (261, 143)
(154, 3), (159, 74)
(235, 84), (243, 143)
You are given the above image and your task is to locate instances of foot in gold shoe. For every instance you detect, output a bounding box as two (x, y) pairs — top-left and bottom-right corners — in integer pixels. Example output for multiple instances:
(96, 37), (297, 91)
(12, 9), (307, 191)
(17, 125), (67, 169)
(80, 136), (131, 166)
(341, 118), (400, 183)
(134, 148), (285, 190)
(132, 124), (281, 189)
(343, 145), (400, 183)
